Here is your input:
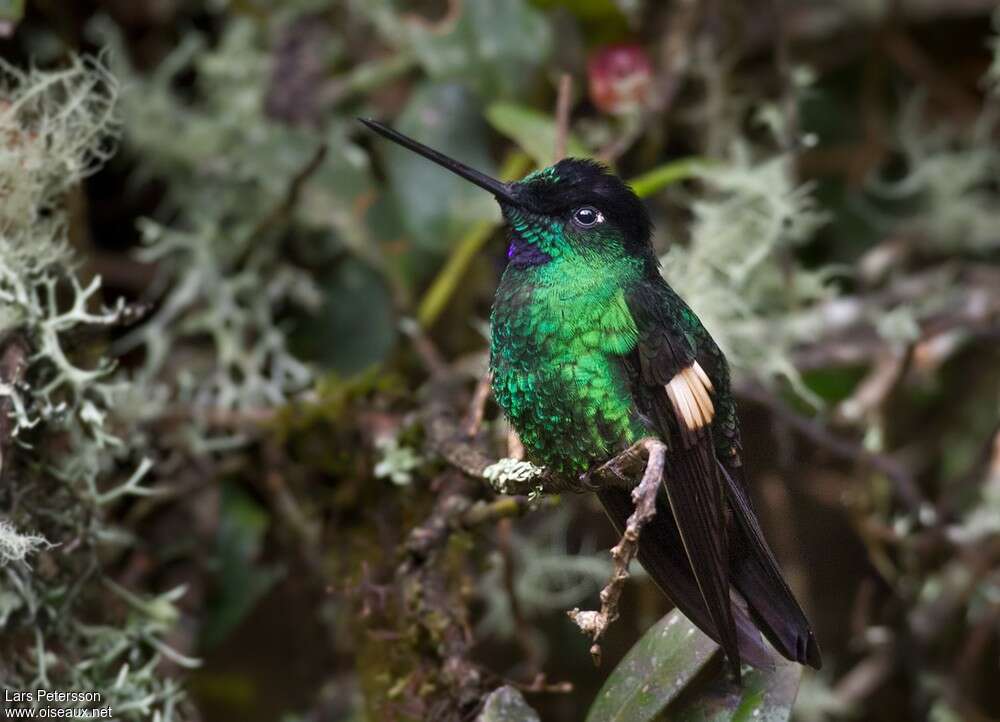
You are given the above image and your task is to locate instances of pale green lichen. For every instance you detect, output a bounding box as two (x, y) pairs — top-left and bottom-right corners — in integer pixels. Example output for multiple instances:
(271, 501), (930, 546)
(0, 56), (123, 437)
(373, 435), (424, 486)
(483, 457), (545, 495)
(101, 19), (324, 416)
(0, 56), (188, 718)
(662, 134), (832, 401)
(0, 521), (49, 566)
(863, 94), (1000, 253)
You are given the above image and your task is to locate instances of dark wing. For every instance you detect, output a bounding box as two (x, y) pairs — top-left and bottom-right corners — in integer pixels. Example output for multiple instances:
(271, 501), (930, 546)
(620, 282), (743, 679)
(682, 295), (822, 668)
(626, 279), (822, 671)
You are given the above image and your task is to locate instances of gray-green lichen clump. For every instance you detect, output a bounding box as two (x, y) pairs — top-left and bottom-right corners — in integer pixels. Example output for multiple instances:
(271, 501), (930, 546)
(0, 57), (192, 718)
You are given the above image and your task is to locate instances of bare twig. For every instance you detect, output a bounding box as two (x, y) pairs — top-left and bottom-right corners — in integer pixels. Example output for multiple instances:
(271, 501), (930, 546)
(834, 345), (913, 424)
(263, 468), (324, 576)
(463, 371), (493, 437)
(568, 438), (666, 664)
(400, 318), (450, 378)
(738, 382), (932, 519)
(248, 143), (328, 244)
(832, 642), (896, 707)
(882, 28), (980, 118)
(511, 674), (573, 695)
(496, 517), (541, 673)
(506, 428), (525, 461)
(423, 377), (497, 479)
(553, 73), (573, 162)
(771, 0), (799, 151)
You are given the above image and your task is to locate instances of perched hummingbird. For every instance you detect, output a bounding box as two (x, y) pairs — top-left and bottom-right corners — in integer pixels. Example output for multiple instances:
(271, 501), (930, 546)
(360, 118), (822, 679)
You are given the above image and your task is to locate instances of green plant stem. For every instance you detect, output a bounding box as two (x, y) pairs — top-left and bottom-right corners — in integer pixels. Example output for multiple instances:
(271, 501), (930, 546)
(628, 157), (705, 198)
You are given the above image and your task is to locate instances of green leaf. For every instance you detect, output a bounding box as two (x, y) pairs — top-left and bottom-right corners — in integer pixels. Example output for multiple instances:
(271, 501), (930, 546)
(660, 655), (802, 722)
(292, 258), (397, 375)
(629, 158), (706, 198)
(586, 609), (803, 722)
(530, 0), (630, 44)
(477, 685), (542, 722)
(0, 0), (24, 24)
(486, 102), (591, 167)
(586, 609), (718, 722)
(203, 482), (284, 648)
(406, 0), (552, 99)
(384, 82), (500, 251)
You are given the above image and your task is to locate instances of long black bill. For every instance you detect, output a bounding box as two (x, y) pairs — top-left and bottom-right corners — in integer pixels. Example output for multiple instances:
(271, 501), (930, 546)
(359, 118), (519, 206)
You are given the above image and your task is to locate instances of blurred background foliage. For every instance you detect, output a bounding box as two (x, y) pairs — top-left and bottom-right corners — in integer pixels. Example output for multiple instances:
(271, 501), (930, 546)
(0, 0), (998, 720)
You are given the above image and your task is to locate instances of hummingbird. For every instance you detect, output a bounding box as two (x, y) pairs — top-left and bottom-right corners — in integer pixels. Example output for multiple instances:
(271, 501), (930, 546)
(360, 118), (822, 679)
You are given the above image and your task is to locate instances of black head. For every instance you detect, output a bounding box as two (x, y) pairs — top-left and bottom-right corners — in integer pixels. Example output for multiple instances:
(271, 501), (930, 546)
(510, 158), (653, 253)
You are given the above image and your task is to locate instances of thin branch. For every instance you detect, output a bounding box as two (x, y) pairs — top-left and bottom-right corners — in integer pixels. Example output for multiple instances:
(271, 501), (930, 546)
(506, 428), (525, 461)
(400, 318), (450, 379)
(249, 143), (328, 243)
(463, 370), (493, 438)
(568, 438), (666, 664)
(553, 73), (573, 162)
(738, 382), (932, 519)
(834, 345), (913, 424)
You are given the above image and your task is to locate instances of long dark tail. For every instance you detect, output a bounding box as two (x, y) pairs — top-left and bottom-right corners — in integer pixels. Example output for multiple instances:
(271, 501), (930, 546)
(597, 487), (774, 670)
(597, 476), (822, 671)
(720, 463), (823, 668)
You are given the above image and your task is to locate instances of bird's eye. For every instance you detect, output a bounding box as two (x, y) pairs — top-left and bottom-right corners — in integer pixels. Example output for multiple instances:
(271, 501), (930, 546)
(572, 206), (603, 228)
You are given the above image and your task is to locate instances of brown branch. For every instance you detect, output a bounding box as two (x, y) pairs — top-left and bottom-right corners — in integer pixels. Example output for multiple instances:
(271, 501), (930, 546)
(463, 370), (492, 438)
(229, 143), (329, 272)
(834, 345), (913, 424)
(496, 517), (541, 673)
(401, 319), (450, 379)
(249, 143), (328, 243)
(394, 469), (544, 715)
(568, 438), (666, 665)
(423, 377), (497, 479)
(553, 73), (573, 162)
(882, 28), (980, 119)
(505, 673), (573, 695)
(738, 382), (931, 519)
(506, 428), (525, 461)
(398, 473), (484, 714)
(771, 0), (799, 151)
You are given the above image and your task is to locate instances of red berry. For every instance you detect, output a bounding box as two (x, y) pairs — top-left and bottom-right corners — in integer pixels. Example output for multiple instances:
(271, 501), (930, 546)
(587, 44), (653, 115)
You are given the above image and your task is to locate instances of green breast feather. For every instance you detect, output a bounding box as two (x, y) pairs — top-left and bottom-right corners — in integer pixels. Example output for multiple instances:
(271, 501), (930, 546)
(490, 253), (649, 474)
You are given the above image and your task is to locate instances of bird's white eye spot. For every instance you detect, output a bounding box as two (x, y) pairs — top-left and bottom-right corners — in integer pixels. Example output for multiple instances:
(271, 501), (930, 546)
(572, 206), (604, 228)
